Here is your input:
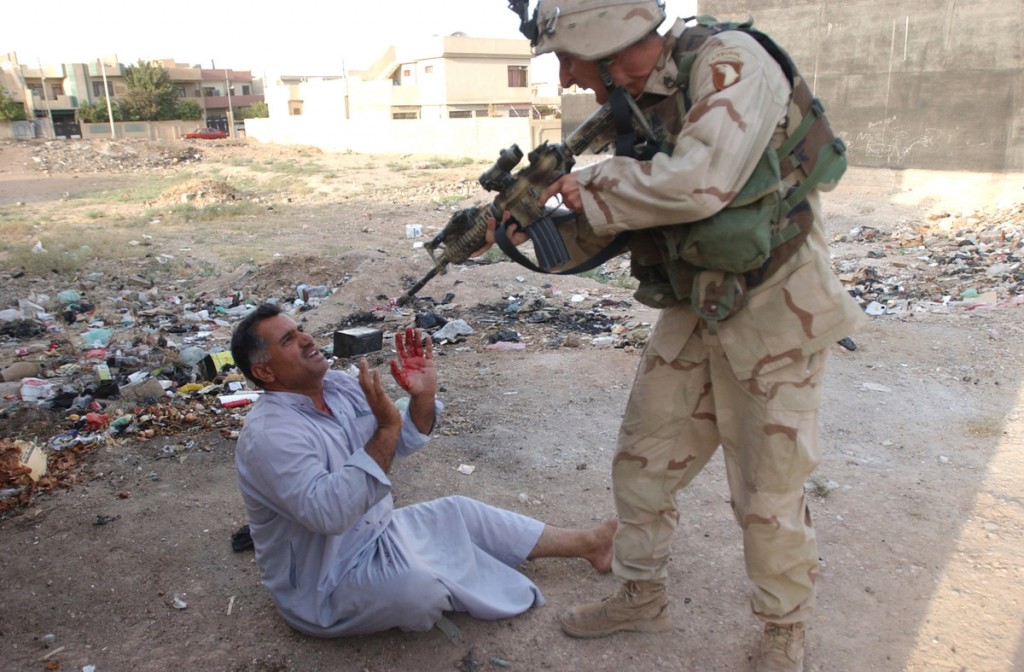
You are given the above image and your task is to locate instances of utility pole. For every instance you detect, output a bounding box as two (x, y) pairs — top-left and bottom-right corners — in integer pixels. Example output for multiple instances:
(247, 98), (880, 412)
(225, 68), (235, 138)
(37, 59), (54, 139)
(213, 59), (234, 138)
(342, 59), (350, 120)
(99, 58), (116, 138)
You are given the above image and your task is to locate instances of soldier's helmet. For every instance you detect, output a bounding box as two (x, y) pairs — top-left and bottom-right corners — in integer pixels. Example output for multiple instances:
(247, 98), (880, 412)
(532, 0), (667, 60)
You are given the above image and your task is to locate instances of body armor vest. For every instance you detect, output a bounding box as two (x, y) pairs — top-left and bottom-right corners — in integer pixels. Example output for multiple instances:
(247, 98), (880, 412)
(628, 17), (847, 331)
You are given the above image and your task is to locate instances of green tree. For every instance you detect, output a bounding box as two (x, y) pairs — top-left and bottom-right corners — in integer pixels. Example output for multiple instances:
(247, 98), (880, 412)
(77, 99), (123, 123)
(0, 86), (27, 121)
(175, 99), (203, 121)
(240, 101), (269, 119)
(76, 101), (102, 122)
(120, 59), (178, 121)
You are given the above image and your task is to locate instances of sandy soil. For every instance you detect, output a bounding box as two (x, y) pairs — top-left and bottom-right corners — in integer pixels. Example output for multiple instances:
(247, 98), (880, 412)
(0, 137), (1022, 672)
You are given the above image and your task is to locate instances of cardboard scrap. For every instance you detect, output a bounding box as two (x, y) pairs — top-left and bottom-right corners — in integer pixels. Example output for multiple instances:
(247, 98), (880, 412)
(20, 441), (48, 481)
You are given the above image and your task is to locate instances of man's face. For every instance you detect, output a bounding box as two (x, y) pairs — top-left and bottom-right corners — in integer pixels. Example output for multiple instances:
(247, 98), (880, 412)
(557, 53), (611, 103)
(251, 314), (329, 391)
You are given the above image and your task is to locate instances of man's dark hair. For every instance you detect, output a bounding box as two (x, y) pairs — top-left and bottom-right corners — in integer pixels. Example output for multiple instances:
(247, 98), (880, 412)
(230, 302), (283, 387)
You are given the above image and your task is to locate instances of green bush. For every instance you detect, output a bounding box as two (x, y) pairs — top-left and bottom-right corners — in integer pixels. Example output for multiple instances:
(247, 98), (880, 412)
(77, 99), (123, 123)
(241, 101), (269, 119)
(176, 99), (203, 121)
(0, 86), (27, 121)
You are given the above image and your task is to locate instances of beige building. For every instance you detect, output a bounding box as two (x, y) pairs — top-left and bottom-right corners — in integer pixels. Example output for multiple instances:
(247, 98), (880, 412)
(253, 33), (561, 158)
(0, 51), (264, 138)
(268, 34), (554, 121)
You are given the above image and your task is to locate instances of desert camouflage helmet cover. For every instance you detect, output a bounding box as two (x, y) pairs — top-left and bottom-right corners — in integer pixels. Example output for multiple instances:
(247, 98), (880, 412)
(531, 0), (667, 60)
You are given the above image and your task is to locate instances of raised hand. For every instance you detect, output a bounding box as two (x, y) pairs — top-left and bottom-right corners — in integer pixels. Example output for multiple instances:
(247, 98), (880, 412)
(357, 357), (401, 433)
(389, 327), (437, 398)
(356, 357), (401, 472)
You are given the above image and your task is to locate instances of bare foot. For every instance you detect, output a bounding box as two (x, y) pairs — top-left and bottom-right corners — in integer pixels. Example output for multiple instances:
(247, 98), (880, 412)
(587, 518), (617, 573)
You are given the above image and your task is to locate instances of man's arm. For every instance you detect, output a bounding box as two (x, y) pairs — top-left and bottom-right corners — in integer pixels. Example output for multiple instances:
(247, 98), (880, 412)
(568, 31), (791, 234)
(357, 358), (403, 473)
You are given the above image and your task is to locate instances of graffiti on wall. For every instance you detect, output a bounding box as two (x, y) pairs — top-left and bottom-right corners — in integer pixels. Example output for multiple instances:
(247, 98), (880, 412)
(844, 117), (939, 168)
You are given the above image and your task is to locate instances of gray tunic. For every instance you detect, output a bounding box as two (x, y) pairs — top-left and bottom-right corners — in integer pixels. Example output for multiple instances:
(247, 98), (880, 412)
(235, 369), (545, 637)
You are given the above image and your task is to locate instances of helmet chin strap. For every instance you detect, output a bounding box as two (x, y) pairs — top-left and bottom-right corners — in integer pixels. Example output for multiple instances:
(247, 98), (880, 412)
(598, 58), (616, 91)
(598, 56), (660, 160)
(599, 58), (641, 158)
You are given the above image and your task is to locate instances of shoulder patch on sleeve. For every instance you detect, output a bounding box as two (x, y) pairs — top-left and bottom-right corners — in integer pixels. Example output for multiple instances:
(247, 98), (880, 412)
(710, 60), (743, 91)
(704, 44), (748, 92)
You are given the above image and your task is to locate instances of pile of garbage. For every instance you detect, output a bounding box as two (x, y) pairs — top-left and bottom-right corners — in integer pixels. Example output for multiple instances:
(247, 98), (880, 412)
(834, 202), (1023, 314)
(0, 269), (656, 512)
(29, 139), (204, 174)
(0, 288), (261, 510)
(420, 282), (653, 350)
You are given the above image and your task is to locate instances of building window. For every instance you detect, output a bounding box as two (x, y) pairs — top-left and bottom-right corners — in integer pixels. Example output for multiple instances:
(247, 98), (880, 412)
(424, 65), (434, 74)
(242, 85), (251, 95)
(393, 112), (418, 120)
(449, 110), (472, 119)
(203, 86), (217, 97)
(403, 69), (412, 77)
(176, 86), (186, 98)
(29, 84), (43, 99)
(507, 65), (528, 88)
(51, 83), (64, 98)
(289, 102), (303, 115)
(92, 81), (114, 97)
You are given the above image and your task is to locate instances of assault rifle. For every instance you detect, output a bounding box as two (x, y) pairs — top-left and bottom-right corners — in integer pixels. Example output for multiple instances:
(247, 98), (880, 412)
(396, 102), (651, 305)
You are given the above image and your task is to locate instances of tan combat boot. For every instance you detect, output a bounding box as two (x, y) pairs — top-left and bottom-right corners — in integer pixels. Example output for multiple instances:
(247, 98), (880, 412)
(559, 580), (672, 638)
(757, 622), (805, 672)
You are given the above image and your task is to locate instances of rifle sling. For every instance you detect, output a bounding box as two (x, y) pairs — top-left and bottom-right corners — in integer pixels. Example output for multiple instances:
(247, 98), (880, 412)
(495, 212), (631, 275)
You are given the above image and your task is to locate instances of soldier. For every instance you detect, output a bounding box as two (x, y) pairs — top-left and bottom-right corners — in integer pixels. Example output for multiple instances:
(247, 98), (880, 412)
(476, 1), (866, 670)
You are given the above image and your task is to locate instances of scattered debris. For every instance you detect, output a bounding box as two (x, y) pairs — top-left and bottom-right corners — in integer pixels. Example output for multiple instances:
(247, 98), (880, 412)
(29, 139), (205, 174)
(149, 179), (253, 207)
(3, 156), (1022, 519)
(833, 202), (1023, 311)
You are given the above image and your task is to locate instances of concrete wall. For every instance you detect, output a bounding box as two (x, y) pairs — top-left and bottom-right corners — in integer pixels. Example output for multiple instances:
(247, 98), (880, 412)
(1, 119), (191, 140)
(79, 120), (197, 141)
(699, 0), (1024, 172)
(0, 120), (38, 140)
(244, 116), (560, 160)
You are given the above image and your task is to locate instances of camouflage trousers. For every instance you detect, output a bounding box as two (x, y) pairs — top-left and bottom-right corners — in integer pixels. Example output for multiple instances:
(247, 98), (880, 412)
(611, 325), (828, 623)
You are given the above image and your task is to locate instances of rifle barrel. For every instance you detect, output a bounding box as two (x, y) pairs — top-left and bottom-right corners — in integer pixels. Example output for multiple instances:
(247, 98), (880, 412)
(396, 266), (440, 306)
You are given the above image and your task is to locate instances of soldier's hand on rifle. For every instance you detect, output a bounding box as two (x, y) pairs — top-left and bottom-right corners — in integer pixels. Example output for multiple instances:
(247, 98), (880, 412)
(539, 174), (583, 212)
(470, 209), (530, 258)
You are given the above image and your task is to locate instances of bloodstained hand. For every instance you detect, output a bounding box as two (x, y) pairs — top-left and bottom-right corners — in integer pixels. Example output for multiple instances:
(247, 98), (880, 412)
(389, 327), (437, 396)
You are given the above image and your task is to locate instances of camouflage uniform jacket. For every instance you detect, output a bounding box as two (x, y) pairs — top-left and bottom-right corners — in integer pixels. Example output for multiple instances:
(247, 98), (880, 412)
(555, 19), (865, 379)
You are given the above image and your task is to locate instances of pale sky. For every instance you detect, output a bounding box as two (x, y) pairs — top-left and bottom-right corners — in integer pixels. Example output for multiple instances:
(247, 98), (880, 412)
(1, 0), (697, 81)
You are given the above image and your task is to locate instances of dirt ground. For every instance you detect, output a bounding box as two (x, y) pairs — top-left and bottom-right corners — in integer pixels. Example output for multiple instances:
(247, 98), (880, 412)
(0, 137), (1022, 672)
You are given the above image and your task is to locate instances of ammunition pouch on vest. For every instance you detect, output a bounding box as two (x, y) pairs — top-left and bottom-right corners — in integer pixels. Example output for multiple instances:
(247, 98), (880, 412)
(630, 143), (811, 330)
(679, 148), (785, 273)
